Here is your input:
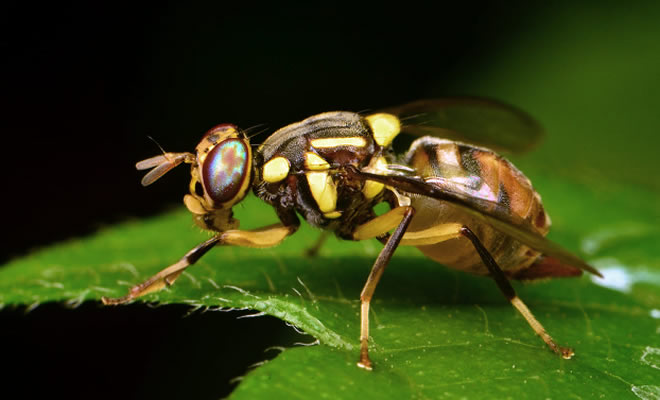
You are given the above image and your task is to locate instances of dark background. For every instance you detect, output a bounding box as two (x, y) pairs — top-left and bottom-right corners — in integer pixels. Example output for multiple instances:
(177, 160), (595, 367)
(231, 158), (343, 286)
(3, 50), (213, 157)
(3, 2), (652, 399)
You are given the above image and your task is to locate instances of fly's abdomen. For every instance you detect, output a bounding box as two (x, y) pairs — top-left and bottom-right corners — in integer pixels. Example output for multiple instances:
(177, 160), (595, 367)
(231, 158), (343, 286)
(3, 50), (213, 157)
(403, 137), (550, 276)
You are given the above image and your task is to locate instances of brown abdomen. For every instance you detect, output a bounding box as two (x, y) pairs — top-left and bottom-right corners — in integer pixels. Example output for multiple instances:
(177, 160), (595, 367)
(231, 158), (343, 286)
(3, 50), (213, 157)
(403, 137), (550, 277)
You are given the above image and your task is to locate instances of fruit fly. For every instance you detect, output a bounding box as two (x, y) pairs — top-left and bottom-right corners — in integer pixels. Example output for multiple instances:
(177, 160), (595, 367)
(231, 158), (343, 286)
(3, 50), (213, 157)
(102, 98), (602, 370)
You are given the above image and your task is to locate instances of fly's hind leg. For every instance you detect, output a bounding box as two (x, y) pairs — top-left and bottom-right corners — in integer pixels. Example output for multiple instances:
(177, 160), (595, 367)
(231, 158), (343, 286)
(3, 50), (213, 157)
(460, 226), (574, 359)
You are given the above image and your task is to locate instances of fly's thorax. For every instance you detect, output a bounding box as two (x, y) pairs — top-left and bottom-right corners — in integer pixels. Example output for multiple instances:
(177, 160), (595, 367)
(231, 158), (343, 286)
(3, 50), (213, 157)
(253, 111), (401, 229)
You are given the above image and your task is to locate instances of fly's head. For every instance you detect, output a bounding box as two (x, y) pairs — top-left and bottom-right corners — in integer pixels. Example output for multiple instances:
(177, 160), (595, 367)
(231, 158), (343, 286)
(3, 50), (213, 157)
(136, 124), (253, 232)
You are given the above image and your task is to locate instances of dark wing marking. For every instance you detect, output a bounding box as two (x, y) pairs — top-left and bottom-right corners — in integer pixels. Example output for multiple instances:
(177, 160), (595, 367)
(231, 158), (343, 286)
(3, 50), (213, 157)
(344, 166), (602, 277)
(381, 98), (543, 154)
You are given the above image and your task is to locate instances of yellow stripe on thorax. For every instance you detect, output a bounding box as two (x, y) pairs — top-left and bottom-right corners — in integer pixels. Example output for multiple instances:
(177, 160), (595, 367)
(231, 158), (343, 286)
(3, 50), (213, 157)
(311, 137), (367, 149)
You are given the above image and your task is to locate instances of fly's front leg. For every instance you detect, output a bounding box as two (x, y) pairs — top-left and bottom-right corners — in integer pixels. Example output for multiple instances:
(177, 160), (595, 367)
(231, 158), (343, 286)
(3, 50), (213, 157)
(102, 221), (298, 305)
(101, 236), (220, 305)
(354, 206), (416, 370)
(460, 226), (574, 359)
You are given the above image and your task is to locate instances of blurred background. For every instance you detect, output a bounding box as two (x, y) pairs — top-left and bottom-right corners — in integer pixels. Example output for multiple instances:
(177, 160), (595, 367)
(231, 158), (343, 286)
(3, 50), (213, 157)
(3, 1), (659, 398)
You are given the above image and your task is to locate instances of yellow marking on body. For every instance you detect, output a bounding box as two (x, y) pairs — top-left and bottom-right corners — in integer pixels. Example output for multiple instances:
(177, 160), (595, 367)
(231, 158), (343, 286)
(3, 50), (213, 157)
(362, 180), (384, 200)
(306, 171), (337, 213)
(400, 223), (462, 246)
(304, 152), (330, 171)
(366, 113), (400, 147)
(362, 156), (389, 199)
(311, 136), (367, 149)
(262, 156), (291, 183)
(323, 211), (342, 219)
(353, 206), (411, 240)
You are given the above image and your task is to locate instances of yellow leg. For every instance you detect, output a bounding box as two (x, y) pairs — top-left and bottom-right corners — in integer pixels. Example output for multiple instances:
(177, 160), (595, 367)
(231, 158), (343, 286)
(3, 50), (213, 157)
(101, 223), (295, 305)
(400, 223), (463, 246)
(353, 206), (412, 240)
(357, 207), (415, 370)
(460, 226), (574, 358)
(511, 297), (574, 359)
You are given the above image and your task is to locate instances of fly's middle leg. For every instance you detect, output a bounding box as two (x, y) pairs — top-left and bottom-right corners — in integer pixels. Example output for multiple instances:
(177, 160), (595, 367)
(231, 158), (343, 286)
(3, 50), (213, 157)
(355, 206), (415, 370)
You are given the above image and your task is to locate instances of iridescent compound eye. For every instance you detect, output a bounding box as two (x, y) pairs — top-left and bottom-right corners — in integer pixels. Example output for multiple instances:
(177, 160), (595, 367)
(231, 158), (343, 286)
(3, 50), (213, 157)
(201, 138), (250, 205)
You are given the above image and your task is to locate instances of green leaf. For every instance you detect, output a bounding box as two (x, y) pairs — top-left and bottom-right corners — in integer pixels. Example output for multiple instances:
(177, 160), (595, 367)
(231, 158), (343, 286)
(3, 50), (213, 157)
(2, 173), (659, 399)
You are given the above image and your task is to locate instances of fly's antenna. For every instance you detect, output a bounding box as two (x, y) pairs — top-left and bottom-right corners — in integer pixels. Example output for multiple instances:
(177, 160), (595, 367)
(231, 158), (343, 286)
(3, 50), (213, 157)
(136, 137), (194, 187)
(147, 135), (170, 158)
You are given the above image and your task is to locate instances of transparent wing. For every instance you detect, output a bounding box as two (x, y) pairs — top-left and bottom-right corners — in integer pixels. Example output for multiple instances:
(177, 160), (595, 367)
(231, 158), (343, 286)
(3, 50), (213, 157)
(346, 166), (601, 277)
(381, 97), (543, 154)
